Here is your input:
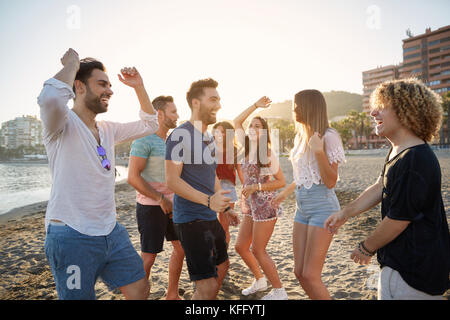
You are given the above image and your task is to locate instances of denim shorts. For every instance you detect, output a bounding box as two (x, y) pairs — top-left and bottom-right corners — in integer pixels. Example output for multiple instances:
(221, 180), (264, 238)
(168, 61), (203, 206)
(294, 184), (340, 228)
(220, 179), (238, 203)
(44, 222), (146, 300)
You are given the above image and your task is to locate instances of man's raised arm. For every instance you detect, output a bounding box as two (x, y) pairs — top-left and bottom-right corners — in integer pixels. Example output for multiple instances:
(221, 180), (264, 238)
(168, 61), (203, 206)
(111, 67), (159, 144)
(37, 48), (80, 142)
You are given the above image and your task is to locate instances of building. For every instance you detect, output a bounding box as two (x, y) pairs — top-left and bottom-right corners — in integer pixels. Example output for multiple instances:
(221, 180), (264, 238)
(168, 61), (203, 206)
(0, 115), (43, 149)
(360, 25), (450, 148)
(361, 65), (400, 149)
(400, 25), (450, 95)
(362, 64), (401, 114)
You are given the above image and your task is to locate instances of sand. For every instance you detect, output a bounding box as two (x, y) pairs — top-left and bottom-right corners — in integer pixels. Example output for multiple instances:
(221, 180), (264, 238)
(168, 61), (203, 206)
(0, 151), (448, 300)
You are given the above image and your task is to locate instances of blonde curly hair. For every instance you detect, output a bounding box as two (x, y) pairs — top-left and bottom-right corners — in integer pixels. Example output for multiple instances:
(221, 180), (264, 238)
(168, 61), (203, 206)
(370, 78), (443, 142)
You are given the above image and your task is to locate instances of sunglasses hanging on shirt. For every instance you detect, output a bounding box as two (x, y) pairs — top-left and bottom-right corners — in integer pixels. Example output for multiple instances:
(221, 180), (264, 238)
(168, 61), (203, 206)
(97, 145), (111, 171)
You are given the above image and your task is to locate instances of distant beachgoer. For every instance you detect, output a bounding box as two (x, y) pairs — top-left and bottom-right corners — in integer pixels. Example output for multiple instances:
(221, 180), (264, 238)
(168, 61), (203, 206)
(165, 78), (240, 300)
(272, 89), (346, 300)
(325, 78), (450, 300)
(212, 121), (244, 245)
(233, 97), (288, 300)
(39, 48), (158, 300)
(127, 95), (185, 300)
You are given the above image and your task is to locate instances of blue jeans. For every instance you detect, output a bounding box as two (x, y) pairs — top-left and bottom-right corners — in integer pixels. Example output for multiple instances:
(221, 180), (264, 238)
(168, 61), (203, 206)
(44, 222), (146, 300)
(294, 184), (341, 228)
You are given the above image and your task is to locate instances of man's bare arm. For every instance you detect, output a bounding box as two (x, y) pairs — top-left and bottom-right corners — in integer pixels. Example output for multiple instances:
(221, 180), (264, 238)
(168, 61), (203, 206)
(54, 48), (80, 88)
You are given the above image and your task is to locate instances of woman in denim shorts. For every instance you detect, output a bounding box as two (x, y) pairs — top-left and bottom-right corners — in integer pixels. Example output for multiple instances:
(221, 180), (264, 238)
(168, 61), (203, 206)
(213, 121), (244, 245)
(273, 90), (346, 300)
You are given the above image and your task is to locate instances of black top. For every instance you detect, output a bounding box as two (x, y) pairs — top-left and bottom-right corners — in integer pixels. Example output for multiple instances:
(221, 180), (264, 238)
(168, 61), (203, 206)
(377, 143), (450, 295)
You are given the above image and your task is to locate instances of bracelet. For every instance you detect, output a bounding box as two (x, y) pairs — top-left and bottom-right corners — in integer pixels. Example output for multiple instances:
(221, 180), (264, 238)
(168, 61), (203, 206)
(224, 206), (231, 213)
(358, 246), (372, 257)
(207, 195), (211, 208)
(358, 242), (375, 257)
(360, 241), (376, 256)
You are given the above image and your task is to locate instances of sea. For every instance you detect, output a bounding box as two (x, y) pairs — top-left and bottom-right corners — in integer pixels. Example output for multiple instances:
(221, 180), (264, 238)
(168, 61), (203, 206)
(0, 162), (128, 215)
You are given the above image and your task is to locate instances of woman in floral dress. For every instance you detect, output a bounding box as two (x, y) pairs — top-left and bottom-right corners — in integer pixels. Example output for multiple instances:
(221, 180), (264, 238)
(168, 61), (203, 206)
(233, 96), (287, 300)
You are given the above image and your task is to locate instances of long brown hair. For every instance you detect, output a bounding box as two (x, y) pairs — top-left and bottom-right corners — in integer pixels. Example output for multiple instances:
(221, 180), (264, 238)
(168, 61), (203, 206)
(292, 90), (329, 155)
(213, 121), (238, 167)
(244, 116), (271, 168)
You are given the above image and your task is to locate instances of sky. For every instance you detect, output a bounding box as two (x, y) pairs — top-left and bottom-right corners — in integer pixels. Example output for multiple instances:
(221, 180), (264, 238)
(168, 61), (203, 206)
(0, 0), (449, 124)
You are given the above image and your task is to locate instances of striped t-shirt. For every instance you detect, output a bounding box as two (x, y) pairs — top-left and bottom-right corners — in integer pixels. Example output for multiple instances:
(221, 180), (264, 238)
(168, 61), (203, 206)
(130, 133), (174, 205)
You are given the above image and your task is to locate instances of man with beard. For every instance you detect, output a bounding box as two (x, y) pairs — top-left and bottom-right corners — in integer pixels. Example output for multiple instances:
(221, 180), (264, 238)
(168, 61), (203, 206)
(165, 78), (240, 300)
(127, 96), (185, 300)
(38, 48), (158, 300)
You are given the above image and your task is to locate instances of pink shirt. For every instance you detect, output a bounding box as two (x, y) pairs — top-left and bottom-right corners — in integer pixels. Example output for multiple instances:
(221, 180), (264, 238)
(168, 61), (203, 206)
(136, 182), (174, 206)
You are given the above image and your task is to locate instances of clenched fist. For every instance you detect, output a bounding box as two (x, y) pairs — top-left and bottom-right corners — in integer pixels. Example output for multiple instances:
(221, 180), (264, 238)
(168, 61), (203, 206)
(61, 48), (80, 71)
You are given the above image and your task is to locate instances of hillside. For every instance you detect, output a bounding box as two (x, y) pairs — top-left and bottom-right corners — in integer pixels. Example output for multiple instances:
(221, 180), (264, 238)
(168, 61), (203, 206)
(255, 91), (362, 120)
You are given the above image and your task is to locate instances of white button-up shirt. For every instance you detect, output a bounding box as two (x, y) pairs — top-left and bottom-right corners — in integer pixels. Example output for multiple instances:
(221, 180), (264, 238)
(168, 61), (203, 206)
(38, 78), (158, 236)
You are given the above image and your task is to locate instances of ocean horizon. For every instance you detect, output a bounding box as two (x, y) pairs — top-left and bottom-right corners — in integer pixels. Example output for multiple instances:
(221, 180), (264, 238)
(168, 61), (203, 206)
(0, 163), (128, 215)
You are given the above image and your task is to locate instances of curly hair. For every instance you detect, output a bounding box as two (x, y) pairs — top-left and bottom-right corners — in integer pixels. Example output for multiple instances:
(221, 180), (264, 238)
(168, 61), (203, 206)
(369, 78), (443, 142)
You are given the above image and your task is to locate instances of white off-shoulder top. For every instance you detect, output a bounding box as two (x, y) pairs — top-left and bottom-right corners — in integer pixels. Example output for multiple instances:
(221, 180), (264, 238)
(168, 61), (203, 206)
(290, 128), (346, 189)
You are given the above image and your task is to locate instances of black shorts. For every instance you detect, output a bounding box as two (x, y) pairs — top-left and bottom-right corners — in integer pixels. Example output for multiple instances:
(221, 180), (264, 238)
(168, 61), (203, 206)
(136, 203), (178, 254)
(174, 219), (228, 281)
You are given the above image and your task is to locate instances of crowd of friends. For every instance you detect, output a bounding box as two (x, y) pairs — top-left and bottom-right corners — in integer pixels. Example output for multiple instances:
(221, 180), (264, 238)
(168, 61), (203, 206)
(38, 48), (449, 300)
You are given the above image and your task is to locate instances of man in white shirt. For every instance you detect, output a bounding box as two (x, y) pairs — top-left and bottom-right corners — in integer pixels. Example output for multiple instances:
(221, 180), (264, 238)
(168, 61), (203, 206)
(38, 48), (159, 300)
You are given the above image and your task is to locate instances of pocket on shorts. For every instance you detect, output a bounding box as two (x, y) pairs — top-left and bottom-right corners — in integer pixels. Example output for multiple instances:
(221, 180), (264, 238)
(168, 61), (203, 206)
(389, 268), (401, 298)
(45, 229), (65, 271)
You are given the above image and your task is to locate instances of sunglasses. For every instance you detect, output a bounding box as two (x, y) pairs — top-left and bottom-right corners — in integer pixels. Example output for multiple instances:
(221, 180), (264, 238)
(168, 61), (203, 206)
(97, 145), (111, 170)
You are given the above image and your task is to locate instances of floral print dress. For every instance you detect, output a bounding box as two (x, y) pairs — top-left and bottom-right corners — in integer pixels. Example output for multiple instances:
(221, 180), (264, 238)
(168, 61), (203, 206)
(240, 161), (282, 222)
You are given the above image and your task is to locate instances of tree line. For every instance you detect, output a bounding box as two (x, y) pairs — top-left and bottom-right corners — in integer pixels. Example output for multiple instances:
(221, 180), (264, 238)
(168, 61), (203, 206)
(3, 92), (448, 160)
(0, 144), (46, 160)
(269, 91), (450, 153)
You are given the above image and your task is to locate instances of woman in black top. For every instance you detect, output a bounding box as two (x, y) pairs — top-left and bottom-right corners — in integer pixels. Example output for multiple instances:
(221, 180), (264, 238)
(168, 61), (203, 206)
(325, 78), (449, 299)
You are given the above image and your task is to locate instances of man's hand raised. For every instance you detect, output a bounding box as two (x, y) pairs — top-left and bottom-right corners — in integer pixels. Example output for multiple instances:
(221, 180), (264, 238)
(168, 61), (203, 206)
(118, 67), (144, 89)
(60, 48), (80, 71)
(54, 48), (80, 87)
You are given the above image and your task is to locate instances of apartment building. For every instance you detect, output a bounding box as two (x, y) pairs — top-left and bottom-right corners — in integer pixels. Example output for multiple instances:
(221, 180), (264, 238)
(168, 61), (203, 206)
(362, 65), (401, 114)
(400, 25), (450, 94)
(0, 115), (43, 149)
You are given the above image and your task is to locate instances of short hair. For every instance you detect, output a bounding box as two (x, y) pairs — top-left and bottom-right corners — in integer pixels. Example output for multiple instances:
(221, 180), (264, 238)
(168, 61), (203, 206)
(370, 78), (443, 142)
(73, 58), (106, 93)
(186, 78), (218, 109)
(152, 95), (174, 111)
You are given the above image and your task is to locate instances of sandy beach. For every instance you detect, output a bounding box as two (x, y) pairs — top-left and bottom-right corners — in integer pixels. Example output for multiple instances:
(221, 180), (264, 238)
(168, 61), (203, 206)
(0, 152), (448, 300)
